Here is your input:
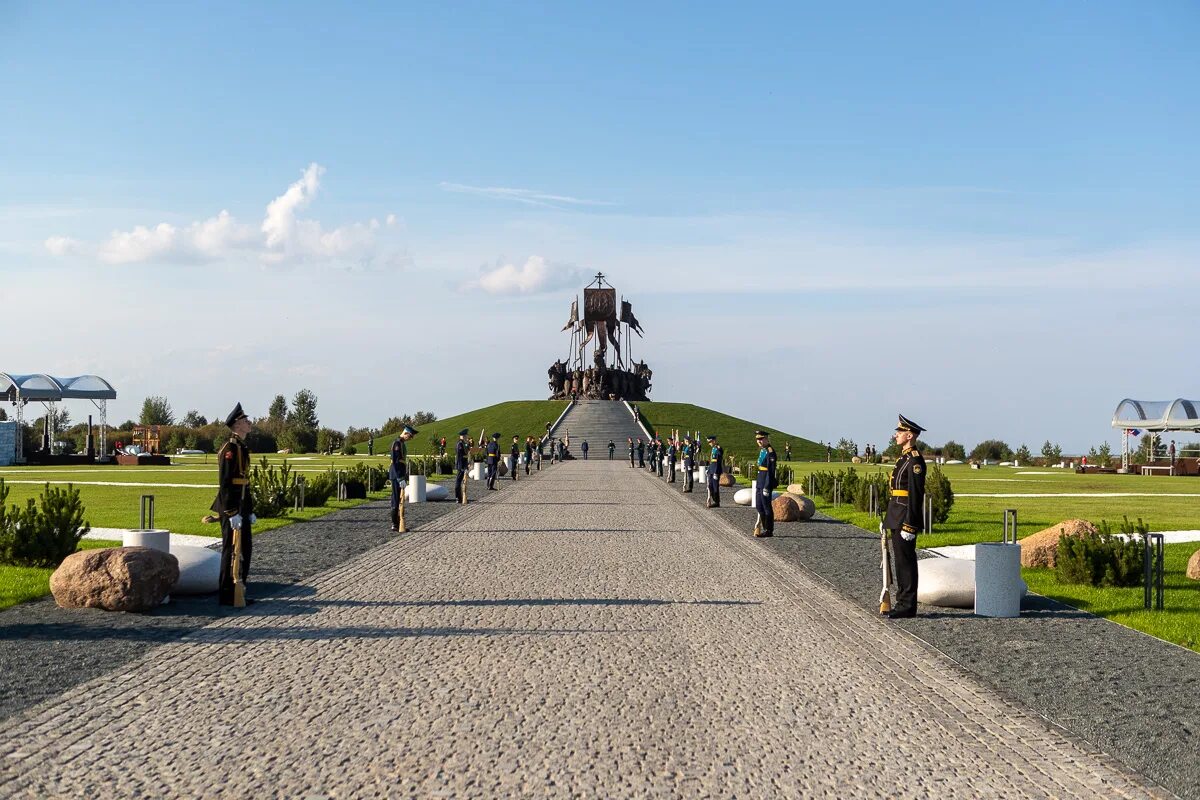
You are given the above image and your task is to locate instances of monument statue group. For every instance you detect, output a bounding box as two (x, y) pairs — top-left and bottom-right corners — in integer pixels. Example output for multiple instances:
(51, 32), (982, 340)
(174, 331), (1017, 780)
(547, 273), (654, 401)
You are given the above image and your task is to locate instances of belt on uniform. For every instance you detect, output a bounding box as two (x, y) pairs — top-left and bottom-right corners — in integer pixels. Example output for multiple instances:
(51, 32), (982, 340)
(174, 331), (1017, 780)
(757, 466), (768, 471)
(232, 478), (249, 485)
(891, 489), (908, 496)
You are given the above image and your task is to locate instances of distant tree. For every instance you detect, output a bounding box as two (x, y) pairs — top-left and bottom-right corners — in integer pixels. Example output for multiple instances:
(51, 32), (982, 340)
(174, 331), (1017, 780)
(883, 438), (930, 459)
(381, 416), (411, 436)
(140, 396), (174, 426)
(835, 437), (857, 460)
(316, 428), (343, 454)
(1097, 441), (1113, 467)
(268, 395), (288, 422)
(1015, 444), (1033, 464)
(118, 419), (137, 431)
(1040, 440), (1058, 463)
(969, 439), (1012, 462)
(165, 430), (186, 452)
(941, 440), (966, 460)
(181, 410), (208, 428)
(283, 389), (319, 453)
(412, 411), (439, 426)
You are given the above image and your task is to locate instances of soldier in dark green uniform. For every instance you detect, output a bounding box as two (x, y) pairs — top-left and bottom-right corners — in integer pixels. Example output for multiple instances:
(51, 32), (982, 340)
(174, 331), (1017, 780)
(706, 435), (723, 508)
(486, 433), (501, 490)
(389, 424), (417, 532)
(212, 403), (254, 607)
(882, 414), (926, 618)
(752, 431), (778, 537)
(454, 428), (470, 504)
(666, 437), (677, 483)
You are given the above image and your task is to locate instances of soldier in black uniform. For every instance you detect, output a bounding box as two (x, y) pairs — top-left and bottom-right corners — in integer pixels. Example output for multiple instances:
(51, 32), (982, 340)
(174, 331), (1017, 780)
(656, 437), (665, 477)
(628, 437), (635, 468)
(608, 439), (615, 460)
(882, 414), (926, 618)
(706, 435), (723, 508)
(682, 436), (695, 492)
(666, 437), (677, 483)
(524, 436), (534, 475)
(212, 403), (254, 607)
(636, 438), (645, 468)
(389, 424), (417, 532)
(454, 428), (470, 504)
(486, 432), (501, 490)
(752, 431), (778, 537)
(510, 435), (521, 481)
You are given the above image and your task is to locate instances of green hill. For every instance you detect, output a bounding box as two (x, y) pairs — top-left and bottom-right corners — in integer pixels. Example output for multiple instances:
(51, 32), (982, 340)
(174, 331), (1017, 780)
(353, 400), (568, 454)
(634, 401), (824, 462)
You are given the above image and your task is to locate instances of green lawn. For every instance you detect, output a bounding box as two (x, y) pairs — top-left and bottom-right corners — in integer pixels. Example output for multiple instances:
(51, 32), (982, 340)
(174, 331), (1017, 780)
(780, 460), (1200, 651)
(0, 539), (121, 611)
(351, 400), (569, 454)
(635, 401), (824, 461)
(0, 453), (399, 537)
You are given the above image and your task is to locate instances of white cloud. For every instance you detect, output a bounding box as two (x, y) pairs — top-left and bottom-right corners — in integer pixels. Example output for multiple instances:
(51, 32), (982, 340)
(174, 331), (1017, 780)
(45, 163), (402, 269)
(43, 236), (83, 256)
(440, 182), (615, 209)
(464, 255), (584, 295)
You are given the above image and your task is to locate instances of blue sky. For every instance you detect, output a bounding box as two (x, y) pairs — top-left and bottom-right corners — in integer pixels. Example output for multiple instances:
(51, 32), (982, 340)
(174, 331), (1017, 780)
(2, 1), (1197, 451)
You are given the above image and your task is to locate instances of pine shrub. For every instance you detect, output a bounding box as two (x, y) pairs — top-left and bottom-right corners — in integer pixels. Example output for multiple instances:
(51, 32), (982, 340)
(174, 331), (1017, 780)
(1055, 531), (1143, 587)
(0, 480), (91, 567)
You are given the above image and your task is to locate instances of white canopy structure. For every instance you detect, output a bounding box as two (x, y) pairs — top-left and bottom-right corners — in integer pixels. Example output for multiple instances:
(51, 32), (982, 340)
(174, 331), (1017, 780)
(1110, 398), (1200, 470)
(1, 373), (117, 462)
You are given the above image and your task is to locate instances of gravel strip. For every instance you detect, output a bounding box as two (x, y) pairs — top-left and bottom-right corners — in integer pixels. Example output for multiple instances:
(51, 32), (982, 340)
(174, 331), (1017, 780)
(655, 467), (1200, 799)
(0, 478), (495, 722)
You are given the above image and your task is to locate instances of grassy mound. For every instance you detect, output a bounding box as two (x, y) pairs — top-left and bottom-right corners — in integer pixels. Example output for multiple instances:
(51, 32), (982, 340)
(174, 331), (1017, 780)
(355, 400), (569, 454)
(634, 401), (824, 462)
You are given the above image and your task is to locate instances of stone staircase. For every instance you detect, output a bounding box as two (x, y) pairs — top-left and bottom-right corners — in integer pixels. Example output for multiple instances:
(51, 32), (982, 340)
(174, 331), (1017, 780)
(550, 400), (647, 451)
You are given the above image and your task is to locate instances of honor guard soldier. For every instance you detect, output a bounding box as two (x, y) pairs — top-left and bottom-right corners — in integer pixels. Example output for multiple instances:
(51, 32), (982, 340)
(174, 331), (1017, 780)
(212, 403), (254, 607)
(389, 424), (417, 532)
(706, 435), (724, 508)
(752, 431), (778, 537)
(510, 435), (521, 481)
(785, 442), (791, 461)
(681, 436), (695, 492)
(882, 414), (926, 618)
(637, 438), (645, 468)
(581, 440), (590, 460)
(666, 437), (677, 482)
(628, 437), (635, 468)
(454, 428), (470, 504)
(608, 439), (615, 460)
(368, 432), (375, 457)
(656, 438), (665, 477)
(524, 436), (534, 475)
(486, 433), (501, 490)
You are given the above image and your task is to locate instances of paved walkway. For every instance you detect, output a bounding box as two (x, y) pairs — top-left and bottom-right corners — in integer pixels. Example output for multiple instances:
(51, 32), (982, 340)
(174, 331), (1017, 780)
(0, 461), (1164, 798)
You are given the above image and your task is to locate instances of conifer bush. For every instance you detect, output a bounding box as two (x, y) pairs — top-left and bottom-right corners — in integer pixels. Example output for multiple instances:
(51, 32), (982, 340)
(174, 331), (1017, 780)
(0, 480), (91, 567)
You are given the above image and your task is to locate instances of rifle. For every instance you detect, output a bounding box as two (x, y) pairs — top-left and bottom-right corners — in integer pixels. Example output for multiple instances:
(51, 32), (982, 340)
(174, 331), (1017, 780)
(232, 479), (247, 608)
(879, 522), (892, 614)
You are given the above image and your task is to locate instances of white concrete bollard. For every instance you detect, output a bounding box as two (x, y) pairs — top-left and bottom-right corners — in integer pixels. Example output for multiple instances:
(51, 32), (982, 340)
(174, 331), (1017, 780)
(124, 529), (170, 553)
(405, 475), (427, 503)
(505, 456), (515, 474)
(470, 463), (486, 480)
(974, 543), (1022, 618)
(698, 466), (709, 483)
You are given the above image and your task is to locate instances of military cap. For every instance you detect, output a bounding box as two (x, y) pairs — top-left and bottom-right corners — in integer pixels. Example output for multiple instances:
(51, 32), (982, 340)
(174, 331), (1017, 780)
(491, 432), (501, 439)
(706, 434), (717, 441)
(755, 430), (769, 438)
(896, 414), (925, 436)
(402, 424), (418, 436)
(457, 428), (469, 436)
(224, 402), (248, 428)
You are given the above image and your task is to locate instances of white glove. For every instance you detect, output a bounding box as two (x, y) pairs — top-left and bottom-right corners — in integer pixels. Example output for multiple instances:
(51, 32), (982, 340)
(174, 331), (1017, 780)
(249, 514), (257, 525)
(761, 487), (771, 497)
(396, 480), (408, 490)
(900, 531), (917, 542)
(879, 521), (885, 535)
(230, 514), (242, 530)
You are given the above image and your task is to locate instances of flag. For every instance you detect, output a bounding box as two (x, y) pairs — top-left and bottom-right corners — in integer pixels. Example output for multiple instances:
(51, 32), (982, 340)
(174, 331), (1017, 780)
(561, 298), (579, 332)
(620, 300), (644, 337)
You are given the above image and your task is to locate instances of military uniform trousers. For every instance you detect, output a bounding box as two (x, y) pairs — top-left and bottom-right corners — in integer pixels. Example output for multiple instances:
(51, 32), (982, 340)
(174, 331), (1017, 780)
(667, 458), (676, 482)
(486, 461), (498, 489)
(707, 467), (721, 506)
(888, 530), (919, 614)
(683, 461), (694, 492)
(389, 465), (408, 529)
(454, 468), (467, 501)
(218, 516), (252, 606)
(754, 472), (774, 534)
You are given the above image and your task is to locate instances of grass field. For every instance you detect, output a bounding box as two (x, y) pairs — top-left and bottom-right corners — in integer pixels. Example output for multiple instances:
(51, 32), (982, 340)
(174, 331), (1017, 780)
(636, 401), (824, 461)
(0, 538), (121, 610)
(350, 400), (569, 454)
(782, 460), (1200, 651)
(0, 453), (397, 537)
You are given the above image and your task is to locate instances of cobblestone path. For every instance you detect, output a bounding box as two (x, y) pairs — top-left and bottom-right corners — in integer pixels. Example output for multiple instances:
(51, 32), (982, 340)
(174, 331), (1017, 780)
(0, 462), (1165, 798)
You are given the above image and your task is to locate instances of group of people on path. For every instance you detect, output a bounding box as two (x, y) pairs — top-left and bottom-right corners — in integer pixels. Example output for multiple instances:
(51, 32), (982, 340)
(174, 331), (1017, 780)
(211, 403), (926, 620)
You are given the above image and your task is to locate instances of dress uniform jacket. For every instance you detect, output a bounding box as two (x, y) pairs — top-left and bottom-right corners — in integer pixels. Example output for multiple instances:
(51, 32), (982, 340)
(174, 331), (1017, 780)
(883, 449), (926, 533)
(212, 435), (253, 605)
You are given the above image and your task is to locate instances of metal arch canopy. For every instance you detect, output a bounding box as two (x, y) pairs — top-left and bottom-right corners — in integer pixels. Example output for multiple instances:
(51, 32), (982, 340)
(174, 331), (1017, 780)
(1111, 398), (1200, 432)
(0, 373), (116, 401)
